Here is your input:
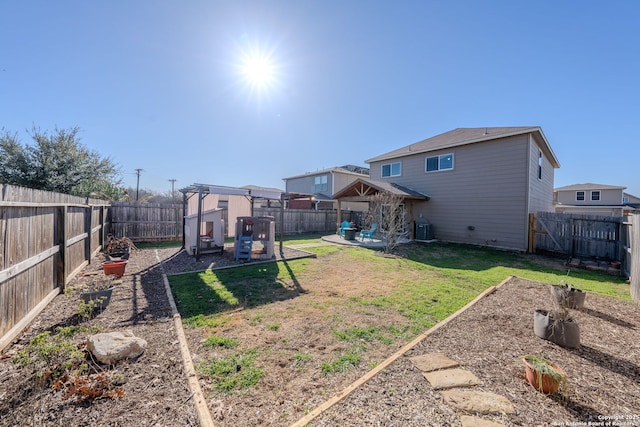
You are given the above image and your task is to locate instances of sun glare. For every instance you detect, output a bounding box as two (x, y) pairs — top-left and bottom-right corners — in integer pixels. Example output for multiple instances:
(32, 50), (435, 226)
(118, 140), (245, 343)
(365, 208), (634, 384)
(235, 45), (281, 99)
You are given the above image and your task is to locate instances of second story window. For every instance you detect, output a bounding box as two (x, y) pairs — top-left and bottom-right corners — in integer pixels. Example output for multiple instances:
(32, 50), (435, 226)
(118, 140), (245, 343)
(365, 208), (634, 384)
(426, 153), (454, 172)
(576, 191), (585, 201)
(591, 191), (601, 201)
(382, 162), (401, 177)
(314, 175), (328, 192)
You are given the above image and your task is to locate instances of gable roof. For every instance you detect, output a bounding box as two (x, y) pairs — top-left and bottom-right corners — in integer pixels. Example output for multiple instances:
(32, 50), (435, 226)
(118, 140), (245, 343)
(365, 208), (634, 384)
(283, 165), (369, 180)
(554, 183), (626, 192)
(366, 127), (561, 168)
(332, 178), (430, 201)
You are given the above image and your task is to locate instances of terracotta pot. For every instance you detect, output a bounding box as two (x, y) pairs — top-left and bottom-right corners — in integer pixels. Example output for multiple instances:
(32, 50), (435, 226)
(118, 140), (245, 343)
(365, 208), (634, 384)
(522, 357), (566, 394)
(102, 260), (128, 278)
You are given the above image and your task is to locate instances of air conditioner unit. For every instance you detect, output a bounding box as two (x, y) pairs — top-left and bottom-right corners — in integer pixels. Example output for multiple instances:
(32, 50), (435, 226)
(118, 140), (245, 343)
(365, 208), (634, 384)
(415, 221), (434, 240)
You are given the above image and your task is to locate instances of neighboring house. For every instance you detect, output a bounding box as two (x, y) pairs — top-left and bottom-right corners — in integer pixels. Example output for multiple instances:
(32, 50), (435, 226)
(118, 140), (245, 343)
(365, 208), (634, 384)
(283, 165), (369, 210)
(333, 127), (561, 251)
(554, 183), (640, 216)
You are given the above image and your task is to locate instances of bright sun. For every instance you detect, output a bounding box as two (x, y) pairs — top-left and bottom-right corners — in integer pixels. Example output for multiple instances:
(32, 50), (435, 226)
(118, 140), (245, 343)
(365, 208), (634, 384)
(236, 46), (281, 97)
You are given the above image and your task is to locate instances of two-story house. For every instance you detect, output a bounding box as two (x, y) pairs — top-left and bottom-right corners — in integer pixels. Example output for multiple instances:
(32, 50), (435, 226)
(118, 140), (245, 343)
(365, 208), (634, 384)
(283, 165), (369, 210)
(333, 127), (561, 251)
(554, 183), (640, 216)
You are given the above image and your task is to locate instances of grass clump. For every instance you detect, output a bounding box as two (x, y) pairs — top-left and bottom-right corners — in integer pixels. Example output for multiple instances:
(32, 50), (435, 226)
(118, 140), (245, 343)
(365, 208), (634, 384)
(197, 349), (263, 393)
(320, 349), (362, 374)
(203, 335), (239, 349)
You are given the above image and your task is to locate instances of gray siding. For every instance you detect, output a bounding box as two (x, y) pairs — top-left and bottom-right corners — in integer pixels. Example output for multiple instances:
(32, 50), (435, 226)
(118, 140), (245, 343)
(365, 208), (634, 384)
(556, 188), (623, 206)
(527, 135), (555, 213)
(285, 173), (333, 196)
(371, 134), (533, 250)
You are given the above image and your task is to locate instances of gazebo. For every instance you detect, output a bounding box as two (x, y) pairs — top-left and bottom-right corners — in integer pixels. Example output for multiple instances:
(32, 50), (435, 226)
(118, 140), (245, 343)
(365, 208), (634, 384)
(331, 178), (431, 239)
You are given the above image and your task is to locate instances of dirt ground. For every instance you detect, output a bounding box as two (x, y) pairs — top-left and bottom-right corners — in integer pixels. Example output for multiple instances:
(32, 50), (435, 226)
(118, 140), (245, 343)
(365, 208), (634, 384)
(1, 245), (639, 427)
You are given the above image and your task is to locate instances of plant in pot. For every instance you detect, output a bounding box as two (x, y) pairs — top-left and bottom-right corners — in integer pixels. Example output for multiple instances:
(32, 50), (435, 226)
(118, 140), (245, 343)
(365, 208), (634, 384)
(522, 355), (567, 394)
(104, 234), (135, 260)
(533, 285), (581, 348)
(79, 276), (116, 316)
(551, 280), (586, 310)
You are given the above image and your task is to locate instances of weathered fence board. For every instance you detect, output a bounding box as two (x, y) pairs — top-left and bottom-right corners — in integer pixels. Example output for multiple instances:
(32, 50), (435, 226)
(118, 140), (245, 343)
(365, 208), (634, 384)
(0, 184), (108, 350)
(109, 202), (183, 242)
(254, 208), (359, 235)
(533, 212), (624, 261)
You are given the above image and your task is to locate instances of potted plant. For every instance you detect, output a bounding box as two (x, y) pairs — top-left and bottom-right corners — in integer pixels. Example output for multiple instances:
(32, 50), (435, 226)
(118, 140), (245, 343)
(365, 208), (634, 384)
(80, 276), (116, 312)
(102, 259), (128, 278)
(551, 281), (586, 309)
(522, 355), (567, 394)
(104, 234), (135, 260)
(533, 285), (581, 348)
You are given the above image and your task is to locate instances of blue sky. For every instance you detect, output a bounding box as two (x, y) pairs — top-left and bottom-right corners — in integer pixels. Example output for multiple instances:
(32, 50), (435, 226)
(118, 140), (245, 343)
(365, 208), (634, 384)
(2, 1), (639, 197)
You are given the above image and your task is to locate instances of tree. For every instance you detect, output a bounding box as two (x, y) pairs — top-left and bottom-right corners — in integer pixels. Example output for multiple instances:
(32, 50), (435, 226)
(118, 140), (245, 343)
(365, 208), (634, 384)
(0, 126), (123, 199)
(366, 191), (407, 254)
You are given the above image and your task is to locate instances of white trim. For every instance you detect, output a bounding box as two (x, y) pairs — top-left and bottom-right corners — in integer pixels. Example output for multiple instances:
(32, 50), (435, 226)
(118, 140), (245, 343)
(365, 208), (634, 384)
(381, 161), (401, 178)
(425, 153), (454, 173)
(576, 191), (585, 201)
(591, 190), (601, 201)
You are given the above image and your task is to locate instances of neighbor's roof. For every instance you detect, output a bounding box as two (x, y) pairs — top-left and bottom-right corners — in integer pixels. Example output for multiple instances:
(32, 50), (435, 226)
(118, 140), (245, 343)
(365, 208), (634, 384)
(283, 165), (370, 180)
(332, 178), (431, 200)
(554, 183), (626, 191)
(366, 127), (561, 168)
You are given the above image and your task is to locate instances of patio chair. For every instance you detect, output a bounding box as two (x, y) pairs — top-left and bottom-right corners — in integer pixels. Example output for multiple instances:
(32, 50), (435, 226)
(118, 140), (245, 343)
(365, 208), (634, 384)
(359, 223), (377, 242)
(339, 221), (351, 238)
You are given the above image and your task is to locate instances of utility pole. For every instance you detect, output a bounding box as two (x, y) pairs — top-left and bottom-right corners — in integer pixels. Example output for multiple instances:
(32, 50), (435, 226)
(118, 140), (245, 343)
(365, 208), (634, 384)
(169, 178), (177, 202)
(134, 169), (143, 201)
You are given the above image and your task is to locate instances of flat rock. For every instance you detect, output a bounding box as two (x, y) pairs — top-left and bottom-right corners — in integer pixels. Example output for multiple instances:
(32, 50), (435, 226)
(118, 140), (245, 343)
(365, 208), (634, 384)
(460, 415), (507, 427)
(410, 353), (460, 372)
(423, 368), (481, 390)
(441, 390), (515, 414)
(87, 330), (147, 365)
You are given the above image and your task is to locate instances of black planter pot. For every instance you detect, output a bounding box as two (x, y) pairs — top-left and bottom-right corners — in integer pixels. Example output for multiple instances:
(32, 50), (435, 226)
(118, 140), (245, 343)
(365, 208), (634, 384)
(533, 309), (580, 349)
(551, 285), (586, 309)
(80, 287), (114, 311)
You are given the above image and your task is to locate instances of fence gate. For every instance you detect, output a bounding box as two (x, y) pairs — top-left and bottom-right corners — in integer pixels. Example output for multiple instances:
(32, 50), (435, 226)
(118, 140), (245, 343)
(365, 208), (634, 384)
(530, 212), (623, 261)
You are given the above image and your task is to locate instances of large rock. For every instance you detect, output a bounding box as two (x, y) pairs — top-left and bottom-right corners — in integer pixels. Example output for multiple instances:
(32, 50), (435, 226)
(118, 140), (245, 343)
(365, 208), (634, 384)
(87, 330), (147, 365)
(441, 390), (515, 414)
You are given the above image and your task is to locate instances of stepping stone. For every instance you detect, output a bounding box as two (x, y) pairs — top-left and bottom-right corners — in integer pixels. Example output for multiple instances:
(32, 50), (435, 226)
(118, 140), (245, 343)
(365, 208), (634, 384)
(423, 368), (481, 390)
(441, 390), (515, 415)
(410, 353), (460, 372)
(460, 415), (507, 427)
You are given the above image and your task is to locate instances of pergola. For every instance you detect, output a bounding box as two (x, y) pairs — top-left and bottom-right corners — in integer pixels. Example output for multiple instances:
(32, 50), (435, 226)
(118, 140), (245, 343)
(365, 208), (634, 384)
(331, 178), (431, 237)
(179, 183), (312, 258)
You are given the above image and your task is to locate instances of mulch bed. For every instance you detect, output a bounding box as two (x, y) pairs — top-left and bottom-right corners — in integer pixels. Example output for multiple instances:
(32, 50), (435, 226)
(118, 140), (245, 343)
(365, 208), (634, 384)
(314, 276), (640, 426)
(1, 246), (638, 427)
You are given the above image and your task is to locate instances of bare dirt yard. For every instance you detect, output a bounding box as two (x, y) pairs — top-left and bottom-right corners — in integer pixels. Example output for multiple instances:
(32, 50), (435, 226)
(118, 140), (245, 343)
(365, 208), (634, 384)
(1, 244), (639, 427)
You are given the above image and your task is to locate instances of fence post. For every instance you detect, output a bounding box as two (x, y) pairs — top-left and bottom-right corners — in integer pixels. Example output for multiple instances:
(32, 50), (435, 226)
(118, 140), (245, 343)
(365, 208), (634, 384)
(631, 214), (640, 303)
(528, 213), (535, 253)
(56, 206), (67, 292)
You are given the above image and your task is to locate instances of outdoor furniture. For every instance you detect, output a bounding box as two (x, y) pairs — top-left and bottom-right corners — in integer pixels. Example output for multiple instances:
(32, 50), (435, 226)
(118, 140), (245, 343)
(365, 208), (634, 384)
(343, 228), (357, 240)
(360, 224), (377, 242)
(339, 221), (351, 238)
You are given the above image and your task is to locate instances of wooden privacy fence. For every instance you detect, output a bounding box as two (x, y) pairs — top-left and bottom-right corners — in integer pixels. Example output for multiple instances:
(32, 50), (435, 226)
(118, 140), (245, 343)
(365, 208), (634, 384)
(0, 184), (109, 351)
(530, 212), (625, 261)
(109, 202), (183, 242)
(254, 208), (359, 235)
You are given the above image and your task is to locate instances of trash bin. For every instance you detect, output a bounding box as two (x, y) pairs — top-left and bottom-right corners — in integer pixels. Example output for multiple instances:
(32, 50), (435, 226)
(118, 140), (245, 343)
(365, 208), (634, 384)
(344, 228), (357, 240)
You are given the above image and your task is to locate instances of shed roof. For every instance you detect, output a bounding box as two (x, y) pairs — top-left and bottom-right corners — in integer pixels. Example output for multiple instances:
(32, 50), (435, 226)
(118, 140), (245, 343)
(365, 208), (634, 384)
(283, 165), (370, 180)
(366, 127), (561, 168)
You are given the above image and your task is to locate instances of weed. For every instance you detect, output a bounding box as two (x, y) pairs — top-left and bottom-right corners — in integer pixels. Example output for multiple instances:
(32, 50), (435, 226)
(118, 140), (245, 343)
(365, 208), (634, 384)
(334, 326), (393, 345)
(292, 352), (312, 367)
(267, 323), (280, 331)
(203, 335), (239, 349)
(320, 349), (362, 374)
(197, 349), (264, 393)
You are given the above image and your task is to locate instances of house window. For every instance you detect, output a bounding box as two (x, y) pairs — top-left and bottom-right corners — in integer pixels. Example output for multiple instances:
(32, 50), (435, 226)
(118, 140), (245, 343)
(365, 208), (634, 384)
(623, 196), (629, 204)
(591, 191), (601, 201)
(576, 191), (585, 201)
(314, 175), (328, 192)
(426, 153), (454, 172)
(381, 162), (401, 177)
(538, 150), (543, 180)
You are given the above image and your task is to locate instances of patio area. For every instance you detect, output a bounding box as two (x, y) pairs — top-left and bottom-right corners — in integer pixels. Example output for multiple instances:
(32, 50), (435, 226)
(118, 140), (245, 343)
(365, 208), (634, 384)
(320, 233), (407, 248)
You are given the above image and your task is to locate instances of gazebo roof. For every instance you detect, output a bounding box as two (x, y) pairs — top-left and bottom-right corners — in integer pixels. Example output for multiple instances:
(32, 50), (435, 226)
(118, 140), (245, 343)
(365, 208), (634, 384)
(332, 178), (431, 201)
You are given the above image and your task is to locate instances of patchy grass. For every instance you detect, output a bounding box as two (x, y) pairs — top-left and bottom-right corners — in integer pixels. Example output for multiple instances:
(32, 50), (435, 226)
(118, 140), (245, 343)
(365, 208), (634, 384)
(197, 349), (264, 393)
